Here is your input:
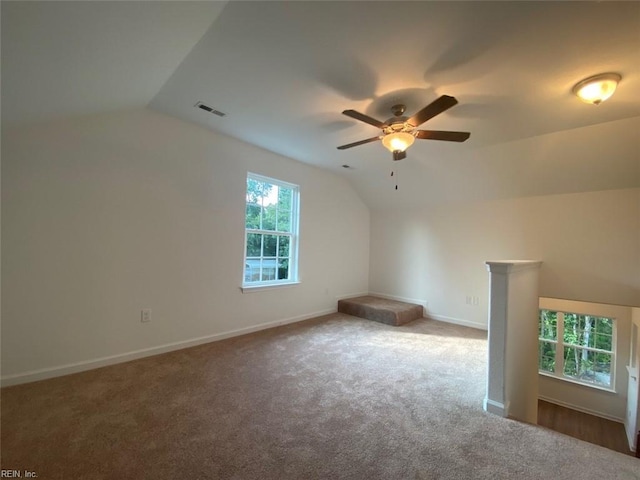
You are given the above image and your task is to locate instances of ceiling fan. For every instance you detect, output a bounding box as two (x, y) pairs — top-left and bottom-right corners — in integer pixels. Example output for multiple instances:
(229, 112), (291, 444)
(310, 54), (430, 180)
(337, 95), (470, 160)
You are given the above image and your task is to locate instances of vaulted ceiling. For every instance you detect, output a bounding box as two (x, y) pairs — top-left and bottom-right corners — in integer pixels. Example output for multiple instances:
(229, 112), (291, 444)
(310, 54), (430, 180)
(3, 1), (639, 208)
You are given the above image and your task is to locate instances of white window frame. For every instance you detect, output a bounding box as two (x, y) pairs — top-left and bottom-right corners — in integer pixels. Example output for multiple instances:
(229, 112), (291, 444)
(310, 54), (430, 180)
(538, 309), (616, 392)
(241, 173), (299, 292)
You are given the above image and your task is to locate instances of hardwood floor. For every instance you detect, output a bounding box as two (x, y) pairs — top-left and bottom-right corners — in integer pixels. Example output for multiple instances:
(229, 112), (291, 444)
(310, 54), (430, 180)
(537, 400), (634, 456)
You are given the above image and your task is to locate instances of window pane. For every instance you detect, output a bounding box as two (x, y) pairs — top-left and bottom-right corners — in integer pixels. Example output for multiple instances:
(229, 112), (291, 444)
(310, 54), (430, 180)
(594, 318), (613, 351)
(595, 333), (612, 352)
(595, 317), (613, 335)
(563, 347), (611, 388)
(277, 210), (291, 232)
(244, 259), (260, 282)
(263, 235), (277, 257)
(246, 203), (260, 229)
(563, 347), (579, 379)
(278, 259), (289, 280)
(563, 314), (613, 351)
(261, 258), (277, 281)
(563, 312), (579, 345)
(539, 341), (555, 373)
(246, 233), (262, 257)
(278, 236), (290, 257)
(278, 187), (292, 211)
(539, 310), (557, 340)
(246, 178), (266, 204)
(262, 205), (276, 231)
(578, 315), (596, 348)
(593, 352), (613, 387)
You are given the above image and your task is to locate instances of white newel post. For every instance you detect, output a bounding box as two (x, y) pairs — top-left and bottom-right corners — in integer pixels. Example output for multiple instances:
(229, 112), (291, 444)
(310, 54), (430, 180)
(484, 260), (542, 424)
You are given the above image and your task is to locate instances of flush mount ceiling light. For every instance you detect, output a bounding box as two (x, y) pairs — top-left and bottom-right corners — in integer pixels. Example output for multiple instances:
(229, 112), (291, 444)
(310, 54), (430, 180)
(572, 73), (621, 105)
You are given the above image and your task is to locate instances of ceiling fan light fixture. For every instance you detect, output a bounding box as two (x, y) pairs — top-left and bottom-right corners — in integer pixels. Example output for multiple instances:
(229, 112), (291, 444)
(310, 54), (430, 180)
(572, 73), (621, 105)
(382, 131), (415, 153)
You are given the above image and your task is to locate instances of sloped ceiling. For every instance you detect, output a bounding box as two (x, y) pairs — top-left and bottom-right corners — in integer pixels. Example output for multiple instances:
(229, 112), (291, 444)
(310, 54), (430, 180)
(3, 1), (639, 208)
(1, 1), (227, 125)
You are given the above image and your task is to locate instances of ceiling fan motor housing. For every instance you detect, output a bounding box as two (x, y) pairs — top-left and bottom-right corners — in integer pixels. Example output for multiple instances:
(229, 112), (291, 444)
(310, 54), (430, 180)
(383, 122), (414, 135)
(385, 104), (412, 134)
(390, 104), (406, 117)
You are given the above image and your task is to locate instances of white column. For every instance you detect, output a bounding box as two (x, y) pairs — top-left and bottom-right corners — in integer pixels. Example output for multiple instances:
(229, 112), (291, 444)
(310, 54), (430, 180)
(484, 260), (542, 424)
(626, 308), (640, 452)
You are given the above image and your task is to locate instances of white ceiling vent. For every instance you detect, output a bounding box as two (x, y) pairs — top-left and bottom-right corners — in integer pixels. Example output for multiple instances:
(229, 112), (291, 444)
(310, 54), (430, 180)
(194, 101), (226, 117)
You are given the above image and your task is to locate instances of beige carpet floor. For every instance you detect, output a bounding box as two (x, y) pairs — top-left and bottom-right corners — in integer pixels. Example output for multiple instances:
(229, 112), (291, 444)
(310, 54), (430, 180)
(2, 313), (638, 479)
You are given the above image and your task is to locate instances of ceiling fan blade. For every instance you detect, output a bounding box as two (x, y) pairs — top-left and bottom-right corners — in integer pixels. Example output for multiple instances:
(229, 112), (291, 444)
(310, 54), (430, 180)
(342, 110), (386, 129)
(407, 95), (459, 127)
(337, 136), (381, 150)
(393, 150), (407, 161)
(415, 130), (470, 142)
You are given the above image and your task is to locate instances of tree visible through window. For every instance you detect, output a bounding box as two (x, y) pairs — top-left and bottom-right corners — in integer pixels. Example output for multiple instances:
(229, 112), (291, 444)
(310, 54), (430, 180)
(244, 173), (299, 286)
(538, 309), (615, 389)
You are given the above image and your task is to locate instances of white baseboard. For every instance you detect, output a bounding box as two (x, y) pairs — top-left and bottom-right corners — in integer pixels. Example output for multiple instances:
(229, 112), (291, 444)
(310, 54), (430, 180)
(484, 398), (509, 417)
(368, 291), (487, 331)
(426, 313), (487, 331)
(1, 308), (335, 387)
(335, 291), (369, 301)
(538, 395), (625, 424)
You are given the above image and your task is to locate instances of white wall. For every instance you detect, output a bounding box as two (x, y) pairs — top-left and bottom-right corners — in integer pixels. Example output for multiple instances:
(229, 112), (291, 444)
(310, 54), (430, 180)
(1, 108), (370, 384)
(370, 188), (639, 419)
(370, 188), (640, 330)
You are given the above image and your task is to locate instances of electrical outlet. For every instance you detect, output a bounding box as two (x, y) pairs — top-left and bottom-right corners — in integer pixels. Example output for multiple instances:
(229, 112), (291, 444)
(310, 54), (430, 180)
(465, 296), (472, 305)
(473, 296), (480, 306)
(141, 308), (152, 323)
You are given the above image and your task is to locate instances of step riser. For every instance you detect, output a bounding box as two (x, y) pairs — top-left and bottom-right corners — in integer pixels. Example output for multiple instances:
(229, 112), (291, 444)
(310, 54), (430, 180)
(338, 296), (422, 326)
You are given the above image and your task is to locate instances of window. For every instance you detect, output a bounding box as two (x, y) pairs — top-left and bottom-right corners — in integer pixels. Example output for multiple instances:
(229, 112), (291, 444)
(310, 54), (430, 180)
(539, 309), (615, 390)
(243, 173), (299, 288)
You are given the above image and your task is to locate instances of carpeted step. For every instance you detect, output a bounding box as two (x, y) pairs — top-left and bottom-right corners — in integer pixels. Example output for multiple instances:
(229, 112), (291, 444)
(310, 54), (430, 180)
(337, 295), (423, 326)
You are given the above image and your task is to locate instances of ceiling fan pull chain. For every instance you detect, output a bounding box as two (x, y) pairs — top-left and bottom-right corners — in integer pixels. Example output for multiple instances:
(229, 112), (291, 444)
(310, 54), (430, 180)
(393, 166), (399, 190)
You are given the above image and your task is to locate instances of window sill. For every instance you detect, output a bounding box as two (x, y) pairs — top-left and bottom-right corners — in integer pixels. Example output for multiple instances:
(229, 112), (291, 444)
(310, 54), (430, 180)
(240, 281), (300, 293)
(538, 371), (616, 394)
